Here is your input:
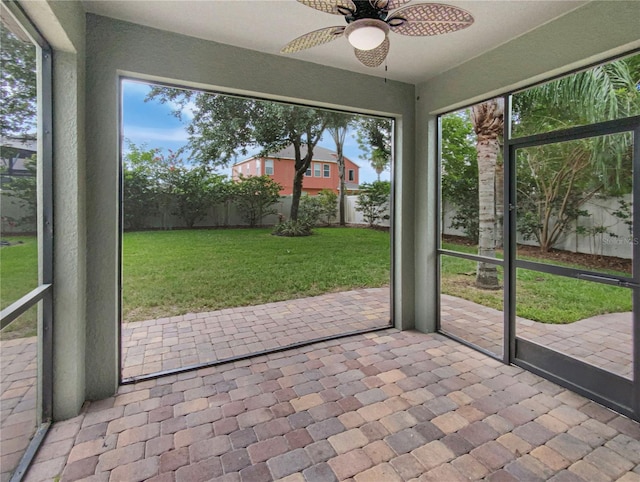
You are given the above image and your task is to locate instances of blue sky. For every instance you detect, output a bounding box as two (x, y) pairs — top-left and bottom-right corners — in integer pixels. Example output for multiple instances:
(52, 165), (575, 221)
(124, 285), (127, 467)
(121, 80), (390, 184)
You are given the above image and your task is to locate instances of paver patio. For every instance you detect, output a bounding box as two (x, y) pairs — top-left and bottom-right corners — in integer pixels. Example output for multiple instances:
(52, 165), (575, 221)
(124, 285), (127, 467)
(122, 288), (392, 380)
(2, 290), (638, 481)
(0, 337), (37, 482)
(441, 294), (633, 378)
(21, 328), (640, 482)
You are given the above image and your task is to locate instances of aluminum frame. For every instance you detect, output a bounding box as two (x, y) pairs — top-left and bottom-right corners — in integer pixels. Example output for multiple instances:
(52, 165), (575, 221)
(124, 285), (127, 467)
(0, 1), (54, 479)
(436, 68), (640, 421)
(117, 76), (395, 383)
(508, 116), (640, 421)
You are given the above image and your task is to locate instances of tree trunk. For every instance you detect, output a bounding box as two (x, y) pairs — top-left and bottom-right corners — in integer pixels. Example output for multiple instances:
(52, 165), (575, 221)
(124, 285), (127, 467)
(339, 161), (346, 225)
(471, 99), (503, 290)
(290, 171), (304, 221)
(476, 137), (500, 289)
(494, 154), (504, 249)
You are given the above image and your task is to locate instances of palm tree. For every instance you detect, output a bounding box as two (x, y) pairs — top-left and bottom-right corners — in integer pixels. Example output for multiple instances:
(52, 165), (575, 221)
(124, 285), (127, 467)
(470, 54), (639, 288)
(513, 56), (640, 252)
(356, 117), (392, 181)
(370, 149), (388, 181)
(326, 114), (354, 226)
(471, 98), (504, 290)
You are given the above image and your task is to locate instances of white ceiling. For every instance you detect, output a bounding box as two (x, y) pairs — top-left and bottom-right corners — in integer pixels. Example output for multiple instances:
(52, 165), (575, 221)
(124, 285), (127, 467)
(82, 0), (588, 84)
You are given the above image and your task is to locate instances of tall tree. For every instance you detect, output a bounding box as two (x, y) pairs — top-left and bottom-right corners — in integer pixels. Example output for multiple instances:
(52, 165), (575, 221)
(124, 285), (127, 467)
(147, 88), (330, 221)
(471, 98), (503, 290)
(440, 111), (479, 242)
(0, 21), (36, 139)
(513, 56), (639, 251)
(356, 117), (392, 179)
(325, 113), (354, 225)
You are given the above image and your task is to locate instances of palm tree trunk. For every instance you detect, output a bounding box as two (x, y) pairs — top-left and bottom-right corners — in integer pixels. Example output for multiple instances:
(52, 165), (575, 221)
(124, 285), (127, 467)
(471, 99), (503, 290)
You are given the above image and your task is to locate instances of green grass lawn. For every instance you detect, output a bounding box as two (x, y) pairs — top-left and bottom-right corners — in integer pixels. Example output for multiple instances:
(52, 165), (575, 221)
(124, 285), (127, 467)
(122, 227), (390, 322)
(2, 229), (632, 339)
(1, 237), (39, 339)
(441, 242), (632, 324)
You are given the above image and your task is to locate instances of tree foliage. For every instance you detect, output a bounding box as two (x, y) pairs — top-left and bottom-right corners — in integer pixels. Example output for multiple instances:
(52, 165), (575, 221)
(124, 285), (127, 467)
(440, 111), (479, 242)
(231, 174), (281, 228)
(146, 87), (331, 221)
(296, 189), (338, 228)
(356, 181), (391, 228)
(122, 143), (161, 230)
(163, 161), (228, 229)
(513, 55), (639, 252)
(325, 112), (354, 225)
(123, 142), (231, 230)
(0, 21), (36, 138)
(1, 156), (37, 230)
(356, 117), (393, 179)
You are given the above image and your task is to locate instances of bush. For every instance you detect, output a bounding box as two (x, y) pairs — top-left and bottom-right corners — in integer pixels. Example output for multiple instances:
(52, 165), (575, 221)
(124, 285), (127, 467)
(317, 189), (338, 226)
(232, 175), (282, 227)
(272, 220), (313, 237)
(356, 181), (390, 227)
(0, 156), (37, 231)
(298, 195), (323, 227)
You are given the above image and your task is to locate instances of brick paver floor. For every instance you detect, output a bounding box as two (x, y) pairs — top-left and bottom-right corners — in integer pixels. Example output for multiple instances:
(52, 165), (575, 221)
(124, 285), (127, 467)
(22, 328), (640, 482)
(441, 294), (633, 378)
(0, 336), (37, 482)
(3, 291), (638, 481)
(122, 288), (392, 380)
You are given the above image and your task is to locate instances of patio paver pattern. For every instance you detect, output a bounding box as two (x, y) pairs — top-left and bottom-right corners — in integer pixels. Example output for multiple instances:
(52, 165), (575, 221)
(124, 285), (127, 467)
(122, 288), (392, 380)
(0, 336), (38, 482)
(441, 294), (633, 378)
(21, 328), (640, 482)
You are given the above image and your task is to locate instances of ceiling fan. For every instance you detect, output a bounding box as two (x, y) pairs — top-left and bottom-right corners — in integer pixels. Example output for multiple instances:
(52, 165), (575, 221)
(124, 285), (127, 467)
(281, 0), (474, 67)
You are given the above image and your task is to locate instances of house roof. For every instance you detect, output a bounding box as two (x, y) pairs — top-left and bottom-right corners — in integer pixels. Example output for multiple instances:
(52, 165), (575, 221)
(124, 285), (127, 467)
(235, 144), (360, 168)
(0, 136), (37, 152)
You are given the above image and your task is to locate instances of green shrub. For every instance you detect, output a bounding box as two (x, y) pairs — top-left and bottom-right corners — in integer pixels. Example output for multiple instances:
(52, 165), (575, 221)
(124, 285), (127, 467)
(272, 220), (313, 237)
(232, 175), (282, 227)
(356, 181), (391, 227)
(298, 195), (323, 226)
(317, 189), (338, 225)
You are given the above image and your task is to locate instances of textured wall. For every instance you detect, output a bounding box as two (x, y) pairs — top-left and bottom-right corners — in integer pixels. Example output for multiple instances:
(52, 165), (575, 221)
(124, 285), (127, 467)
(20, 0), (88, 420)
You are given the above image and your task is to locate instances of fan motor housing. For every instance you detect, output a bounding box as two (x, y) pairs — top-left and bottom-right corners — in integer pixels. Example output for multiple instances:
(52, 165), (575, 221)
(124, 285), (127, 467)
(341, 0), (389, 23)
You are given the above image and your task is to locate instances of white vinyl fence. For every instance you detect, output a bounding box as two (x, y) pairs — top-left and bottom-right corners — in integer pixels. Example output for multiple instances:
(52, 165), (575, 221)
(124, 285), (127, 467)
(442, 194), (633, 259)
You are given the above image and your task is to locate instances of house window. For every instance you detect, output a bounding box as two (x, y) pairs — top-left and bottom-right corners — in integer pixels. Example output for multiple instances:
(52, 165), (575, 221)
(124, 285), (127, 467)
(323, 164), (330, 177)
(314, 163), (321, 177)
(348, 169), (355, 181)
(305, 167), (312, 176)
(265, 159), (274, 175)
(256, 159), (261, 175)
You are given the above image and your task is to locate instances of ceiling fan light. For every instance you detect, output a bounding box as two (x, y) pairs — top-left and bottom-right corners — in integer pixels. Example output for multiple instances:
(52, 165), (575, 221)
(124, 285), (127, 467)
(348, 25), (385, 50)
(344, 19), (389, 51)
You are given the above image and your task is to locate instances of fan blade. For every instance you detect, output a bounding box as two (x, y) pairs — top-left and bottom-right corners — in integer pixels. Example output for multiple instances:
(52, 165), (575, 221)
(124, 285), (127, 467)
(297, 0), (356, 15)
(281, 26), (345, 53)
(388, 0), (412, 8)
(388, 3), (474, 36)
(354, 37), (389, 67)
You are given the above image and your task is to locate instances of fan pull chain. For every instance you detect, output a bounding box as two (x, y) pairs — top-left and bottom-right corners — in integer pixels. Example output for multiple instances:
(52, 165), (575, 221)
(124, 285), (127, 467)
(384, 63), (388, 83)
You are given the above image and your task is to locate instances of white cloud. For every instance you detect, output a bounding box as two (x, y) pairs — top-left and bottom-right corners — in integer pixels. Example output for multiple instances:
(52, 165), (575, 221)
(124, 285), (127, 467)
(167, 99), (197, 121)
(122, 80), (152, 97)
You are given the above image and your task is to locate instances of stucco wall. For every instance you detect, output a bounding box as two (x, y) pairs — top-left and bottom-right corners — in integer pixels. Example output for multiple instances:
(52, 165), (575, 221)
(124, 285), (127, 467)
(85, 14), (416, 401)
(20, 0), (88, 420)
(413, 1), (640, 333)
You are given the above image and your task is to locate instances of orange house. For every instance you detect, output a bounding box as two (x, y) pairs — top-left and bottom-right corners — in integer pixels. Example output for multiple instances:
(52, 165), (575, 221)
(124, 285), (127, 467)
(231, 145), (360, 196)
